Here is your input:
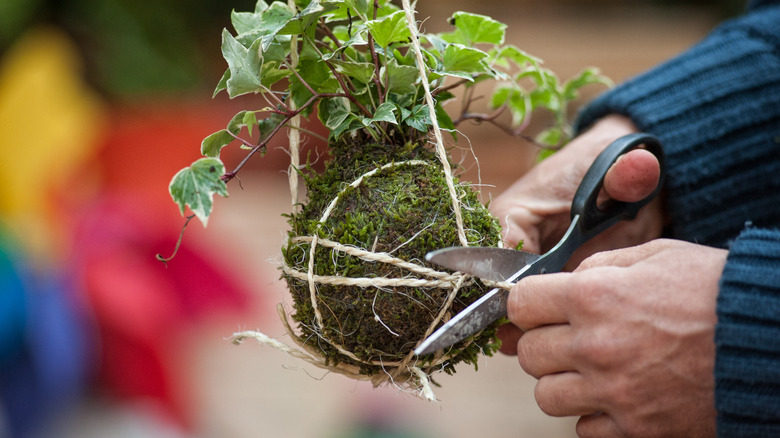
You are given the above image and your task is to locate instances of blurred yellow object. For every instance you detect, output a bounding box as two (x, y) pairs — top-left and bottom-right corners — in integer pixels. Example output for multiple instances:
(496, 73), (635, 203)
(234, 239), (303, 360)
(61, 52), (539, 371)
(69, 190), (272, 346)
(0, 27), (105, 260)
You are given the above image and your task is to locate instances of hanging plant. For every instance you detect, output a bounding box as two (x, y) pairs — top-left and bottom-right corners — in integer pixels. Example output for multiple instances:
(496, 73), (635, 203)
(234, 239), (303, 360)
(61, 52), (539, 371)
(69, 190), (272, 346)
(164, 0), (609, 399)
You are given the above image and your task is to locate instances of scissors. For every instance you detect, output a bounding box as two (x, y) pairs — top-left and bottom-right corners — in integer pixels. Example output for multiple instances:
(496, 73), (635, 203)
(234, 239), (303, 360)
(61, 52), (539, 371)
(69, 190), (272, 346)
(414, 133), (665, 356)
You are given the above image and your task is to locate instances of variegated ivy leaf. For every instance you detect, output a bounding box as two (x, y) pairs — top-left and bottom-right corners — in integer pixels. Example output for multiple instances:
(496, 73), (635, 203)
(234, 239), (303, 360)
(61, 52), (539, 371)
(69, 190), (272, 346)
(382, 59), (418, 94)
(365, 10), (411, 48)
(362, 102), (397, 126)
(439, 44), (491, 80)
(401, 104), (431, 132)
(319, 96), (352, 131)
(330, 58), (376, 84)
(221, 30), (264, 97)
(169, 157), (229, 227)
(448, 12), (507, 45)
(563, 67), (613, 100)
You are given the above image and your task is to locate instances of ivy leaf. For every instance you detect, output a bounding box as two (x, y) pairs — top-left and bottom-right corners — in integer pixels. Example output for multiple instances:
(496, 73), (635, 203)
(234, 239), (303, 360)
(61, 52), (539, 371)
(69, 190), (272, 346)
(222, 29), (263, 97)
(254, 0), (270, 13)
(433, 103), (457, 140)
(330, 114), (361, 140)
(535, 126), (564, 149)
(562, 67), (613, 100)
(330, 59), (375, 84)
(201, 130), (235, 157)
(242, 111), (259, 138)
(319, 97), (352, 131)
(490, 83), (513, 109)
(231, 10), (264, 35)
(279, 0), (339, 35)
(346, 0), (369, 17)
(423, 34), (449, 56)
(401, 104), (432, 132)
(449, 12), (506, 45)
(169, 157), (229, 227)
(321, 25), (368, 61)
(498, 45), (542, 67)
(382, 59), (418, 94)
(365, 10), (411, 48)
(530, 87), (561, 113)
(213, 69), (230, 97)
(440, 44), (489, 80)
(290, 59), (334, 109)
(491, 84), (527, 126)
(517, 67), (558, 88)
(234, 2), (295, 49)
(256, 112), (285, 146)
(362, 102), (397, 126)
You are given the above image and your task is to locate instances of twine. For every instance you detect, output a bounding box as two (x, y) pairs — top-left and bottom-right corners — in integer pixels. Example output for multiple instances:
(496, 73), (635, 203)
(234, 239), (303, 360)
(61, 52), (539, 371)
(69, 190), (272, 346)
(288, 0), (301, 210)
(232, 1), (507, 400)
(299, 161), (476, 388)
(401, 0), (468, 249)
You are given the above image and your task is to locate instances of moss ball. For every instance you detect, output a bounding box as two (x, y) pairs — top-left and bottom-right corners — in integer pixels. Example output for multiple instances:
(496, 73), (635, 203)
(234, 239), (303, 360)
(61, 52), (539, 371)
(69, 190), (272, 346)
(281, 140), (503, 376)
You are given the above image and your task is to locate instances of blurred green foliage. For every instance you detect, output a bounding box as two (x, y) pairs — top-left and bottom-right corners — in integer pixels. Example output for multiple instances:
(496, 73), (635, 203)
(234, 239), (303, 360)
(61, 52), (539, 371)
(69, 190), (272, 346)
(1, 0), (746, 97)
(0, 0), (255, 97)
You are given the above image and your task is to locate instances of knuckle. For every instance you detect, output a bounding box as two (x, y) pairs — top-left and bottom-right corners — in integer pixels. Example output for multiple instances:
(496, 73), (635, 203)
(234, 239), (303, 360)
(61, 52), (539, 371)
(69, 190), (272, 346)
(576, 250), (614, 271)
(567, 271), (610, 315)
(571, 327), (617, 368)
(575, 417), (606, 438)
(516, 332), (540, 378)
(507, 278), (541, 330)
(506, 285), (524, 325)
(534, 379), (567, 417)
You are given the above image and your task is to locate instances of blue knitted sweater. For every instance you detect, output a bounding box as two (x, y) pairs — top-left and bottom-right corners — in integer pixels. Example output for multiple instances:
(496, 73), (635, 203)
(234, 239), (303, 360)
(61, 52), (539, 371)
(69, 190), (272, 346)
(575, 1), (780, 435)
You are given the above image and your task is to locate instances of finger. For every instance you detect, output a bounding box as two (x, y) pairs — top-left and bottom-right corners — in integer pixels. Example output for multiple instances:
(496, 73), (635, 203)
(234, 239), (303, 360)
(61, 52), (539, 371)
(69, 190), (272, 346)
(603, 148), (660, 203)
(535, 371), (600, 417)
(508, 272), (571, 331)
(496, 323), (522, 356)
(576, 412), (622, 438)
(565, 196), (666, 270)
(574, 239), (671, 272)
(516, 324), (574, 378)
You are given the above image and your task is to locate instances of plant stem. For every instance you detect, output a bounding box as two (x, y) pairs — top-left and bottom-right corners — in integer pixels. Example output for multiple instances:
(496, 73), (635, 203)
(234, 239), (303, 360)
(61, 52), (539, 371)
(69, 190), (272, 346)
(222, 92), (347, 182)
(433, 78), (470, 96)
(367, 35), (384, 105)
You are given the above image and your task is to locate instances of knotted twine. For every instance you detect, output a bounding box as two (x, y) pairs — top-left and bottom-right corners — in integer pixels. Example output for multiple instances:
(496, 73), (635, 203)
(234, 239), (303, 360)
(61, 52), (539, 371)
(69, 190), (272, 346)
(231, 0), (510, 401)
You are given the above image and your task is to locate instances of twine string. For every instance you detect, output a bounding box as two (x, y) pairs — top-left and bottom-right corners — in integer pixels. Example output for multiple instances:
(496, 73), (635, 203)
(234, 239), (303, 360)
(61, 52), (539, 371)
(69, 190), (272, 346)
(234, 1), (505, 400)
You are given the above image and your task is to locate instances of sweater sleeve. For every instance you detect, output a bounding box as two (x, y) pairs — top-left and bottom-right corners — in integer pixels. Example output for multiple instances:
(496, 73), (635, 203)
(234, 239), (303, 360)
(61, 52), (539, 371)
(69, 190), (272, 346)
(573, 3), (780, 436)
(575, 3), (780, 248)
(716, 228), (780, 434)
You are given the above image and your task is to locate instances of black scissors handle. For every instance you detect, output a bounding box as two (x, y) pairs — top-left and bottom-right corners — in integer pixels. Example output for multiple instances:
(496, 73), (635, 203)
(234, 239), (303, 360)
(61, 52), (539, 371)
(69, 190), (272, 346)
(571, 132), (665, 241)
(529, 133), (665, 273)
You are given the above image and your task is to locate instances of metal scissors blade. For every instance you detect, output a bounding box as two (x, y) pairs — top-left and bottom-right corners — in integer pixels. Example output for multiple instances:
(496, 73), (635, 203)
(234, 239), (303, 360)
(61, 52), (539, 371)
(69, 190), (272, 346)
(425, 246), (541, 282)
(414, 133), (666, 356)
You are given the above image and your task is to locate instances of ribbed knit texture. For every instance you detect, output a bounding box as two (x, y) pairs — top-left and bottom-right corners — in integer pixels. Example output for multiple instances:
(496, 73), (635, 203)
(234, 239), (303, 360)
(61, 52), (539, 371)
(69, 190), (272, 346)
(717, 228), (780, 435)
(574, 2), (780, 436)
(576, 5), (780, 249)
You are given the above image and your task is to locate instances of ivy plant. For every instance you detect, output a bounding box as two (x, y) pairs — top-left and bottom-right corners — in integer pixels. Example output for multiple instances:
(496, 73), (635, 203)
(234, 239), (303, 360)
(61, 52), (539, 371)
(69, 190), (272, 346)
(168, 0), (610, 226)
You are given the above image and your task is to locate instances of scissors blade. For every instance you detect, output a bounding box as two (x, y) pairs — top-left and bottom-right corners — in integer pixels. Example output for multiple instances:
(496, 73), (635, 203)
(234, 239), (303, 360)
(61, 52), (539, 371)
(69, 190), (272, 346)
(425, 247), (541, 282)
(415, 218), (580, 356)
(414, 286), (513, 356)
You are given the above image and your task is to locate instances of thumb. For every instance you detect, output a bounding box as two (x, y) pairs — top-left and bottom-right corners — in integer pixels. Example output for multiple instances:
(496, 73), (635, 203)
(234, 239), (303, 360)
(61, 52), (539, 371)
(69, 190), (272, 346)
(603, 148), (660, 202)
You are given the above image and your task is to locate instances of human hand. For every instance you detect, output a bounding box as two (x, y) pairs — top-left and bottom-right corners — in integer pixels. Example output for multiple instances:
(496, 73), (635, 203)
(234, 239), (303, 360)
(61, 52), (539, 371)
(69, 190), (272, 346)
(490, 114), (665, 265)
(508, 239), (727, 438)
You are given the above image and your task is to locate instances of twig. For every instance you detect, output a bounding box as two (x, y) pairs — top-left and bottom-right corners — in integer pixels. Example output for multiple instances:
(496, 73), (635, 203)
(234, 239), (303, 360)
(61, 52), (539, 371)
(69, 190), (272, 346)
(156, 214), (195, 265)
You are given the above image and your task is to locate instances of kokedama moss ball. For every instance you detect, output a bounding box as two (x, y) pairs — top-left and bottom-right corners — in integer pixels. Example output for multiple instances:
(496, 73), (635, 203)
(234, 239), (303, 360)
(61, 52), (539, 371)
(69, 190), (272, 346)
(281, 138), (503, 377)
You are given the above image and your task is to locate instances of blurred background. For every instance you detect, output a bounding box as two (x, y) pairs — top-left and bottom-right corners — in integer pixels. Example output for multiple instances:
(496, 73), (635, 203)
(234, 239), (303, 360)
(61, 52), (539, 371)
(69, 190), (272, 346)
(0, 0), (733, 437)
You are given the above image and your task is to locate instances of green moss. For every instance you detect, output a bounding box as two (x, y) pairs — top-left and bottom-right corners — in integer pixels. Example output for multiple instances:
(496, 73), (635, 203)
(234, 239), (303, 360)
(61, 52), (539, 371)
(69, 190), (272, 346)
(282, 137), (503, 376)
